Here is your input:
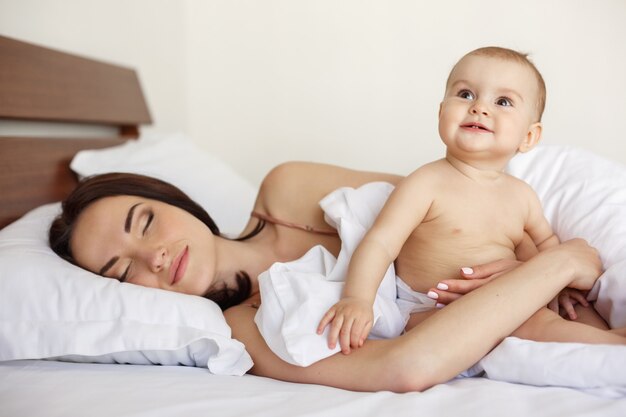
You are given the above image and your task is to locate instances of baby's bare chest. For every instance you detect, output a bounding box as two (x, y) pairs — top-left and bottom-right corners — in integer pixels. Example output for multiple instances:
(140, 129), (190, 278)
(420, 183), (528, 245)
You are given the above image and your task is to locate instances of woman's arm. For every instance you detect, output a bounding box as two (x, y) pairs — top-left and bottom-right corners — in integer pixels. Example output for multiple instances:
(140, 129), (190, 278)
(226, 239), (602, 392)
(254, 162), (403, 229)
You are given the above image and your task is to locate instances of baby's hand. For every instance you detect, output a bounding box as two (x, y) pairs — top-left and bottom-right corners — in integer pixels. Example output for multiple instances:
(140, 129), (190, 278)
(317, 297), (374, 354)
(549, 288), (590, 320)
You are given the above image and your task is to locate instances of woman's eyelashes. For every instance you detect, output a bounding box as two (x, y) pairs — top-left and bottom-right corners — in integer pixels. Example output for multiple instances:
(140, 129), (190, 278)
(142, 211), (154, 235)
(120, 263), (131, 282)
(119, 211), (153, 282)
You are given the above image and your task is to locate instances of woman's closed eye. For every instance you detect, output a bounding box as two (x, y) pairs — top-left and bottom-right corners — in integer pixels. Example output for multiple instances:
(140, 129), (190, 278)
(121, 211), (154, 281)
(120, 263), (132, 283)
(142, 211), (154, 235)
(118, 210), (153, 282)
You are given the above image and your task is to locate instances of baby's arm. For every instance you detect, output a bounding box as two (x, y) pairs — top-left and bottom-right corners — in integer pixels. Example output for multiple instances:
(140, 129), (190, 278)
(523, 186), (559, 251)
(522, 186), (591, 318)
(317, 167), (437, 353)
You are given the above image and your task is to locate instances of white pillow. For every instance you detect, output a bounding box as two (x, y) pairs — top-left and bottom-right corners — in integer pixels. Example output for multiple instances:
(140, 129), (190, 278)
(506, 145), (626, 327)
(0, 134), (258, 375)
(71, 131), (256, 235)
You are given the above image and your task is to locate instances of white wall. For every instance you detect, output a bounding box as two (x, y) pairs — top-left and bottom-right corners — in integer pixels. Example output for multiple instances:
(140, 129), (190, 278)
(2, 0), (626, 185)
(186, 0), (626, 183)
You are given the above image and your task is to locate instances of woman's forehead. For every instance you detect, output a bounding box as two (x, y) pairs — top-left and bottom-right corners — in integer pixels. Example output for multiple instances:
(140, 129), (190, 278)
(71, 196), (141, 259)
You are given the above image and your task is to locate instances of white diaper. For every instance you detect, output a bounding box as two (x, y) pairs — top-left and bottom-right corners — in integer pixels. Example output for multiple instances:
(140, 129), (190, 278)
(395, 276), (437, 320)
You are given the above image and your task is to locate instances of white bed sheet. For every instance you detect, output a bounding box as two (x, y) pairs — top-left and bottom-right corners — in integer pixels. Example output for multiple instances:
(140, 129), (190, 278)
(1, 360), (624, 417)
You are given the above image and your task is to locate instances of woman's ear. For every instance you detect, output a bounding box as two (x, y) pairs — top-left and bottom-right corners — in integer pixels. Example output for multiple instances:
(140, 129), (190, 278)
(518, 122), (543, 153)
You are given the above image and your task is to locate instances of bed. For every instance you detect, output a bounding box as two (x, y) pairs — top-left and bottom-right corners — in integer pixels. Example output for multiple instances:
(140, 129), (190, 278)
(1, 35), (626, 417)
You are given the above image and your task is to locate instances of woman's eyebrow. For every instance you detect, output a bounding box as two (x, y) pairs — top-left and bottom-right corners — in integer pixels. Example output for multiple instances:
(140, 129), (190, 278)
(99, 202), (142, 277)
(125, 203), (142, 232)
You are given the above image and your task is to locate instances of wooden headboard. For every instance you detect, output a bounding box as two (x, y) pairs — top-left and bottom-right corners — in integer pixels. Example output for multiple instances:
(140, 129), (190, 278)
(0, 35), (152, 228)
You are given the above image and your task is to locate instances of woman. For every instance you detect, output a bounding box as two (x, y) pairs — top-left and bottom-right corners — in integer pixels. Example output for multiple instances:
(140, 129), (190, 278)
(49, 162), (602, 392)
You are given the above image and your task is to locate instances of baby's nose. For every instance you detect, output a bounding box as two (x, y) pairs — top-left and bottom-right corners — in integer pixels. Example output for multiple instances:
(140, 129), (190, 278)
(471, 101), (489, 116)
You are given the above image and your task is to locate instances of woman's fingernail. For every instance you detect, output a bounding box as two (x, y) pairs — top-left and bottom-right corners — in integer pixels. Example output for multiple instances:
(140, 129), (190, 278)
(427, 291), (439, 300)
(461, 267), (474, 275)
(437, 283), (449, 290)
(436, 303), (445, 309)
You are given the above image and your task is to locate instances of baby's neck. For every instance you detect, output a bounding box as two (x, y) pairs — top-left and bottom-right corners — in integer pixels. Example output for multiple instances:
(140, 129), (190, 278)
(444, 152), (508, 182)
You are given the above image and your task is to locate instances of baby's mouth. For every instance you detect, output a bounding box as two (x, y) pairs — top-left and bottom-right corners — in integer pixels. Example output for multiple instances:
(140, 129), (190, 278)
(461, 122), (493, 133)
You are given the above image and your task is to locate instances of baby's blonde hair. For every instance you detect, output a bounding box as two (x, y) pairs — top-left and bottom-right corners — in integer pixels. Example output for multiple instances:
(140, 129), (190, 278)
(446, 46), (546, 122)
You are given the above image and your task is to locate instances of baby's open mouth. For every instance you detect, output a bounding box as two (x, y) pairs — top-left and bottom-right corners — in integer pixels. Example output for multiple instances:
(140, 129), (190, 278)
(461, 123), (492, 132)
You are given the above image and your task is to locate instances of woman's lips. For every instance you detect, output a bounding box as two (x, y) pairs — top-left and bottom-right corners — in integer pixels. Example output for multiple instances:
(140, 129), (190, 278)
(170, 246), (189, 285)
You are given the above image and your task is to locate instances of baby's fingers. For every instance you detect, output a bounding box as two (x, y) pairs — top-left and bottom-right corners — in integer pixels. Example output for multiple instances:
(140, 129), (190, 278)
(349, 319), (372, 350)
(327, 315), (345, 350)
(569, 291), (590, 307)
(338, 318), (355, 354)
(317, 308), (337, 335)
(559, 296), (577, 320)
(360, 321), (373, 347)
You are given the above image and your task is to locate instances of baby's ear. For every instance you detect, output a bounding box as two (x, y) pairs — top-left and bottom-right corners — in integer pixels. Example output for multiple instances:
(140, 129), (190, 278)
(518, 122), (543, 153)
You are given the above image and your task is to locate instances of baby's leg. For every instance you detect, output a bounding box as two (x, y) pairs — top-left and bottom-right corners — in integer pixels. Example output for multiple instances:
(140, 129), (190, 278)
(610, 327), (626, 337)
(559, 303), (626, 337)
(513, 307), (626, 345)
(570, 304), (626, 337)
(568, 304), (609, 330)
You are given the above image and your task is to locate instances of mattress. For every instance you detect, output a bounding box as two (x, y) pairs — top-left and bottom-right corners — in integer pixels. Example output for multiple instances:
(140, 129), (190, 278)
(1, 359), (624, 417)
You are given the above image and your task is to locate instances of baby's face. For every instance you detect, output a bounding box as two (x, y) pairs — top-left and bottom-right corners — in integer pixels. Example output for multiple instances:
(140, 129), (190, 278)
(438, 55), (542, 167)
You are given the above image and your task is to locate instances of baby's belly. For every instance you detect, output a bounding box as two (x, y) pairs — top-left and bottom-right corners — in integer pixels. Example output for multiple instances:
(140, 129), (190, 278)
(395, 237), (516, 294)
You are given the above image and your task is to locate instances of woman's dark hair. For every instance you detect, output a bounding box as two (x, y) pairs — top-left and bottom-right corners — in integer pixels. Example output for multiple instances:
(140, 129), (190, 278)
(49, 172), (258, 310)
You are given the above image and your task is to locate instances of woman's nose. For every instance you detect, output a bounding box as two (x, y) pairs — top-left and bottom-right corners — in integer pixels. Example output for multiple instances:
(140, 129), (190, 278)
(146, 246), (168, 272)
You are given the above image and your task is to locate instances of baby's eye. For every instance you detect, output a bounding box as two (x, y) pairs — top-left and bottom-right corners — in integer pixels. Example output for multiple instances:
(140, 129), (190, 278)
(496, 97), (513, 107)
(457, 90), (474, 100)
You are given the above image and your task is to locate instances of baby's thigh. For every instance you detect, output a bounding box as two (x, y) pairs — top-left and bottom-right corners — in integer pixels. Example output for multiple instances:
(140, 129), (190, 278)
(569, 304), (609, 330)
(404, 309), (438, 332)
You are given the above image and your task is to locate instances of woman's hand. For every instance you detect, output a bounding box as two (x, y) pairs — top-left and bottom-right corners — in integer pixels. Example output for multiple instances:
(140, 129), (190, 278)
(553, 238), (603, 290)
(317, 297), (374, 354)
(428, 259), (523, 306)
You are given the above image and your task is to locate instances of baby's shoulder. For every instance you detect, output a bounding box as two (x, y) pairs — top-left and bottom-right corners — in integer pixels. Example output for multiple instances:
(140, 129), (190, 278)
(502, 172), (534, 189)
(405, 159), (448, 181)
(501, 173), (540, 202)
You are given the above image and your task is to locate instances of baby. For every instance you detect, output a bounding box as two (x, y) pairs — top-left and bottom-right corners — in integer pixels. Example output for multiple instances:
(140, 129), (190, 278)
(318, 47), (621, 353)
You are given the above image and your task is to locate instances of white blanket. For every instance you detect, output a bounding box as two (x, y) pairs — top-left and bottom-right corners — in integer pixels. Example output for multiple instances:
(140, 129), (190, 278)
(254, 181), (626, 395)
(255, 182), (405, 366)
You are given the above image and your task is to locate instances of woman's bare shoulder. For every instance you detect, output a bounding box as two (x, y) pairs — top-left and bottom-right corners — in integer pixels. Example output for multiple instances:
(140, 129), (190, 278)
(258, 161), (401, 204)
(223, 303), (255, 326)
(252, 161), (402, 222)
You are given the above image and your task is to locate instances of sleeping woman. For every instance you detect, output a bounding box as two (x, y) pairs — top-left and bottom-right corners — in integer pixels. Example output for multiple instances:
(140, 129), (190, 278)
(49, 162), (606, 392)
